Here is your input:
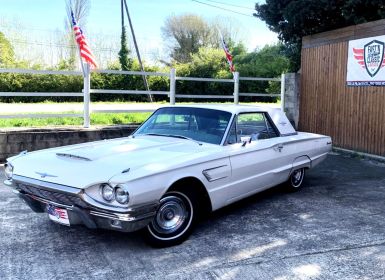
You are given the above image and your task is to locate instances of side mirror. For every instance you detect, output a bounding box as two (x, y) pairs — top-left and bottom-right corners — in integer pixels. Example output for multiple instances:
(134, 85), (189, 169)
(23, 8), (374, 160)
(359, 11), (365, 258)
(240, 136), (251, 147)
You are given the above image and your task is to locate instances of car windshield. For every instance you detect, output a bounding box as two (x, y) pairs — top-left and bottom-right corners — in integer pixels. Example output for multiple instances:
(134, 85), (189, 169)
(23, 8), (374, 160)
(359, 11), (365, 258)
(134, 107), (232, 145)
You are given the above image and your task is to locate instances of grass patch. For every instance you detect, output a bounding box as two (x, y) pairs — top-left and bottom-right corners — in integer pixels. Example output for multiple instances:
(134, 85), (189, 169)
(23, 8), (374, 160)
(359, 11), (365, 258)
(0, 112), (151, 128)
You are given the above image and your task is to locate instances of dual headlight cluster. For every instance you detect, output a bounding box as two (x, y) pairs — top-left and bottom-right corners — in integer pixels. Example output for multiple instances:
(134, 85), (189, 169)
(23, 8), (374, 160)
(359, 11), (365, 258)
(4, 163), (13, 180)
(100, 184), (129, 204)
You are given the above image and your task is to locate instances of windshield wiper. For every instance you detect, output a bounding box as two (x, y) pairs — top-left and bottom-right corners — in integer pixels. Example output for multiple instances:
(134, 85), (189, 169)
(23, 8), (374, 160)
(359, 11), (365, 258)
(141, 133), (202, 145)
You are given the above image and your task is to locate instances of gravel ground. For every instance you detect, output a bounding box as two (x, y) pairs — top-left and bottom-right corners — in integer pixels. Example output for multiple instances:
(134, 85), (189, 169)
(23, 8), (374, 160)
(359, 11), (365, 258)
(1, 153), (385, 280)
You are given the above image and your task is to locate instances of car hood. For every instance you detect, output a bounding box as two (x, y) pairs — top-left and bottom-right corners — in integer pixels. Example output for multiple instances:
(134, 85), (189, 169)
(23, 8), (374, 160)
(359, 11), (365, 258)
(9, 136), (222, 189)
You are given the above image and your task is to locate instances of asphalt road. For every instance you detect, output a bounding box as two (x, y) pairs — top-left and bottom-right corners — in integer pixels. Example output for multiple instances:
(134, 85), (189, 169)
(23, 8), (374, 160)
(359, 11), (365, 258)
(1, 153), (385, 280)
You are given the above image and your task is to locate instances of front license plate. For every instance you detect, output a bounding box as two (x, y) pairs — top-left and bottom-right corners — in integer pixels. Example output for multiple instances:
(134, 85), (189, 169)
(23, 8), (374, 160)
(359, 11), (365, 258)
(47, 205), (70, 226)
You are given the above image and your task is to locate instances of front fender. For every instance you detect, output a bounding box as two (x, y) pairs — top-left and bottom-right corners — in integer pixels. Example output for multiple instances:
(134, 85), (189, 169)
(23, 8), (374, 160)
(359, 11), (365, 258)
(109, 158), (231, 209)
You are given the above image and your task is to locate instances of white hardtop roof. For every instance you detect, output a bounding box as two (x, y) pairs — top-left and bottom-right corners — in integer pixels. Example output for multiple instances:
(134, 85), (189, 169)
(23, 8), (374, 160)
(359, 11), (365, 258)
(160, 104), (296, 135)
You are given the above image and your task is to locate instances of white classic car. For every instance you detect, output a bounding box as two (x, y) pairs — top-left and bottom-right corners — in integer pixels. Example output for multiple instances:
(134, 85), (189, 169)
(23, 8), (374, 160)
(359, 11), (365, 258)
(4, 105), (332, 247)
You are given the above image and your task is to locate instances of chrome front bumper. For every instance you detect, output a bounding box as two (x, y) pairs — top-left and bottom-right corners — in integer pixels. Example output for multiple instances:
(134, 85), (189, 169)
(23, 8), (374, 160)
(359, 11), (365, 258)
(4, 176), (158, 232)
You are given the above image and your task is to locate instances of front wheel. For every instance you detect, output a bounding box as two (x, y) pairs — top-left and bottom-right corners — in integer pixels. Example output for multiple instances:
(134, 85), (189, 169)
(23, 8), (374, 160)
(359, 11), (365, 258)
(285, 168), (305, 192)
(143, 191), (196, 247)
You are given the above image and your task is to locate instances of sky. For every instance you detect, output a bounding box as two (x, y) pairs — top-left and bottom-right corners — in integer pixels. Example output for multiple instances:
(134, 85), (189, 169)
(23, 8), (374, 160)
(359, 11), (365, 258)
(0, 0), (278, 66)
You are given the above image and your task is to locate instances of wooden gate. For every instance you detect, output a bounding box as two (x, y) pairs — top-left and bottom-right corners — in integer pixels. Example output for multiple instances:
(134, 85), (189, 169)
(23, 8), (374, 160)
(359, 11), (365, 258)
(300, 19), (385, 156)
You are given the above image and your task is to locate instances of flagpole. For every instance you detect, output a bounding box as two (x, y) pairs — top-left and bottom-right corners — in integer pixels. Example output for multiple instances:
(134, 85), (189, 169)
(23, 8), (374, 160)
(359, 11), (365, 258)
(217, 27), (235, 76)
(65, 1), (85, 77)
(122, 0), (153, 102)
(67, 2), (91, 127)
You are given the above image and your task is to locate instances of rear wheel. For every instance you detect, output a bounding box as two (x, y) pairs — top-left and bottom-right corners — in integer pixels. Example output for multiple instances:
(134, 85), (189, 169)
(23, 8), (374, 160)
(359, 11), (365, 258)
(143, 191), (197, 247)
(285, 168), (305, 192)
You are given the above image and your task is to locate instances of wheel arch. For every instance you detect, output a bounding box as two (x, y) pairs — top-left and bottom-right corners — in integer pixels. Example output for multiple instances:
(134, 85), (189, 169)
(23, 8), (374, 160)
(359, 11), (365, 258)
(290, 155), (311, 175)
(166, 176), (212, 214)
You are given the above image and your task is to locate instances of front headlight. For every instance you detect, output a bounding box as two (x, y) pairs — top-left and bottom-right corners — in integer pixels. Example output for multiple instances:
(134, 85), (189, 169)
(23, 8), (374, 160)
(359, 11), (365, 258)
(4, 163), (13, 180)
(115, 186), (129, 204)
(101, 184), (115, 202)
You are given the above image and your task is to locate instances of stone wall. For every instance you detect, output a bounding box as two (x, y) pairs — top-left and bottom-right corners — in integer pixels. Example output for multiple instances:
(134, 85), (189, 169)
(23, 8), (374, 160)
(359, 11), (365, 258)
(0, 125), (139, 162)
(283, 73), (301, 129)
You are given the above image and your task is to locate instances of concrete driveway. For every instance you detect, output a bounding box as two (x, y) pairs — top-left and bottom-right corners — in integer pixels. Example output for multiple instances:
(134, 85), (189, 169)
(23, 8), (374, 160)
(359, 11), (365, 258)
(0, 153), (385, 280)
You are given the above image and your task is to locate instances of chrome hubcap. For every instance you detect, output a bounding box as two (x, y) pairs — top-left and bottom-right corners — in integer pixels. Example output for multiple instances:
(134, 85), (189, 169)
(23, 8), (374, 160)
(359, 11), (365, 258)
(291, 169), (304, 186)
(152, 196), (188, 234)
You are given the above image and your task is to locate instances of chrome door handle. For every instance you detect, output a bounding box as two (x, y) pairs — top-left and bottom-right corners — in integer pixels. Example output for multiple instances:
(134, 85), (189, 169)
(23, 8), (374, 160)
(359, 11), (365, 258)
(274, 144), (284, 152)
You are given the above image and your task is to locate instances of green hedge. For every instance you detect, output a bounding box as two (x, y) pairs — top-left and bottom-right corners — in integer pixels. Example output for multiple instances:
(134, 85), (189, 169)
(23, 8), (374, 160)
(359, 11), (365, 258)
(0, 45), (288, 103)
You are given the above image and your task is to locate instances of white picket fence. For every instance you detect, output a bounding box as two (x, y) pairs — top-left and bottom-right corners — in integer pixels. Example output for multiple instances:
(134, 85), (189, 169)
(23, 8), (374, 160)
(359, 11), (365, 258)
(0, 66), (284, 127)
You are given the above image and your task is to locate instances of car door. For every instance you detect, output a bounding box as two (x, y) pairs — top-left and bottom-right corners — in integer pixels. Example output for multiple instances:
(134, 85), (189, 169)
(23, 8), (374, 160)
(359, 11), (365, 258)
(224, 112), (291, 203)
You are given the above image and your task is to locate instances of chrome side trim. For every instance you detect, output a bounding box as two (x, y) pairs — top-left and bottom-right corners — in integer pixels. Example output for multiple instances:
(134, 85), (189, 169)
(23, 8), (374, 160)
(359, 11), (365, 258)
(202, 174), (228, 182)
(202, 165), (229, 182)
(203, 164), (228, 172)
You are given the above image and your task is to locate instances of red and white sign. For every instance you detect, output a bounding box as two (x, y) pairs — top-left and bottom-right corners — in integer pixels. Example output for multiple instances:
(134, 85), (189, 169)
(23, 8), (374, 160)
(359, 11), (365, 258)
(347, 35), (385, 86)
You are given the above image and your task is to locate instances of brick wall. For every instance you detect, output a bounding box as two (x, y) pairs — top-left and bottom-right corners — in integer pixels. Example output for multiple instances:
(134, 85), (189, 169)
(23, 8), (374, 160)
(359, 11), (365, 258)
(0, 125), (139, 162)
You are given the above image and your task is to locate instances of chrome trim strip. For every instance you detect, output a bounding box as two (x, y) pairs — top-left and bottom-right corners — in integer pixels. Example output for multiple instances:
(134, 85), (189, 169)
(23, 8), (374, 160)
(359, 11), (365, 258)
(89, 211), (134, 221)
(202, 165), (229, 182)
(28, 194), (73, 210)
(80, 193), (131, 212)
(11, 176), (159, 216)
(281, 132), (298, 136)
(56, 153), (92, 161)
(17, 188), (157, 222)
(90, 210), (156, 222)
(203, 164), (228, 172)
(225, 136), (330, 154)
(220, 113), (236, 146)
(203, 174), (228, 182)
(12, 175), (81, 196)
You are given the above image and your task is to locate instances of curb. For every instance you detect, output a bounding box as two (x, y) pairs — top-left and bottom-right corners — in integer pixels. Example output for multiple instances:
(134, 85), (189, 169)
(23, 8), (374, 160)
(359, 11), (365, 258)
(333, 147), (385, 163)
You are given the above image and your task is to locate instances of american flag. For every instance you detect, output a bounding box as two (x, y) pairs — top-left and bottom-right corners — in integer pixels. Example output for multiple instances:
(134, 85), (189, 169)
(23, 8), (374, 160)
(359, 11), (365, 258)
(219, 33), (235, 73)
(70, 11), (98, 69)
(54, 208), (68, 219)
(47, 205), (68, 220)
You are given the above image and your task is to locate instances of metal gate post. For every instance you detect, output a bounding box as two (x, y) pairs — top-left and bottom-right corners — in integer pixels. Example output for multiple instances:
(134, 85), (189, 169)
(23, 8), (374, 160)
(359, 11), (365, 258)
(233, 72), (239, 104)
(83, 63), (91, 128)
(169, 68), (176, 105)
(280, 73), (285, 111)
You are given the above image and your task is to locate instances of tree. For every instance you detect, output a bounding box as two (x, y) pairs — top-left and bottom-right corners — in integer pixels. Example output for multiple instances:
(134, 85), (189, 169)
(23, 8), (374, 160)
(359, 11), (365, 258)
(118, 26), (132, 70)
(118, 0), (132, 70)
(235, 44), (289, 77)
(254, 1), (385, 71)
(162, 14), (214, 63)
(0, 32), (15, 67)
(171, 44), (288, 102)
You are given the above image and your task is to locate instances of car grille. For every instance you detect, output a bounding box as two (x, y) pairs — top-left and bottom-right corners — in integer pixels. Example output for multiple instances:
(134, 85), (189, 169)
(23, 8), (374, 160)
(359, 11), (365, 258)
(17, 183), (89, 208)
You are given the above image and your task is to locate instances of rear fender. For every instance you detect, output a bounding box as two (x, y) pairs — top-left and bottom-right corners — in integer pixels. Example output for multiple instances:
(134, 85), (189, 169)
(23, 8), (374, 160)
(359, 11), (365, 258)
(290, 155), (311, 176)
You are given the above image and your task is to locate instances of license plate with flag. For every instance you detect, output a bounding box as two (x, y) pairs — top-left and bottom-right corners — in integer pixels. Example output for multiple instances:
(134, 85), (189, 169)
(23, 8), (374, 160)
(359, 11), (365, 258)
(47, 205), (70, 226)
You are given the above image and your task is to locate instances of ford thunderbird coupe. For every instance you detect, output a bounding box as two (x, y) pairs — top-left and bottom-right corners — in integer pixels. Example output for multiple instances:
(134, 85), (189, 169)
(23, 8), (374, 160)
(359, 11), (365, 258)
(4, 105), (332, 247)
